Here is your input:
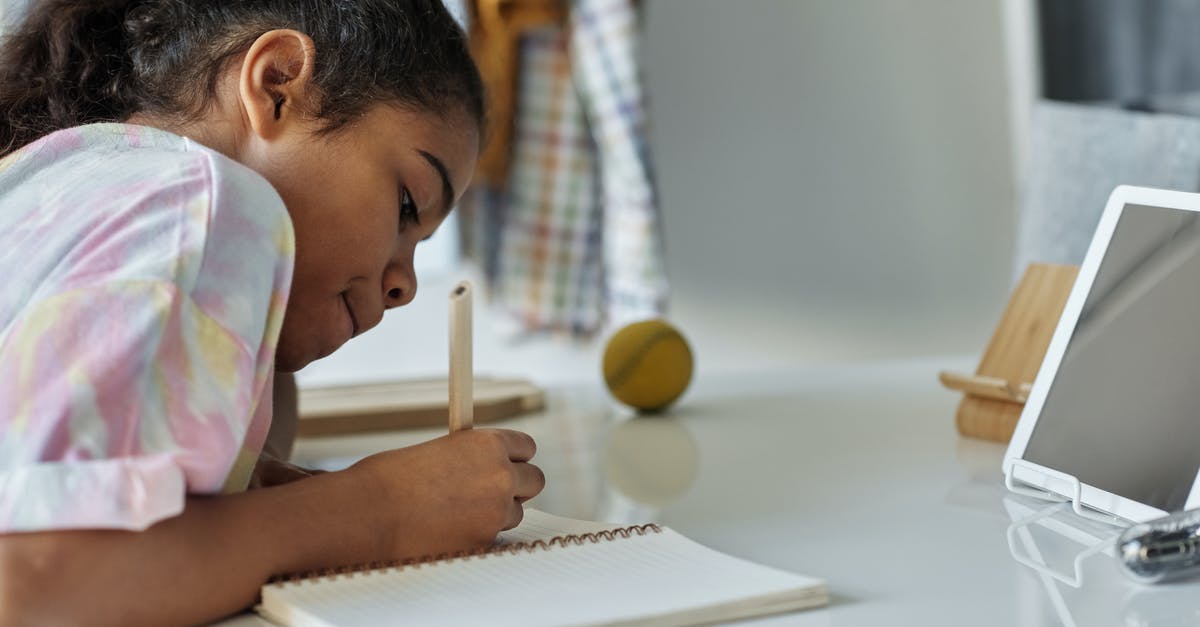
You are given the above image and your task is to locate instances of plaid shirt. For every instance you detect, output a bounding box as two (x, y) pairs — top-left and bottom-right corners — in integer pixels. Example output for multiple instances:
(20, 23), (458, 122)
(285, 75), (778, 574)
(471, 0), (668, 336)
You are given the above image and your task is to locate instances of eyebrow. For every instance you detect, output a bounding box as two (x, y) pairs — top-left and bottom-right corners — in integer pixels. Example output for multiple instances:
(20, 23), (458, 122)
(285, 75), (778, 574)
(417, 149), (455, 219)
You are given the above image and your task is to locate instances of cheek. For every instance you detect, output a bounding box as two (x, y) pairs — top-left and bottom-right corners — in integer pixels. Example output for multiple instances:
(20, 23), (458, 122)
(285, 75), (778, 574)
(312, 177), (395, 244)
(284, 262), (345, 332)
(270, 150), (384, 241)
(275, 289), (345, 370)
(289, 195), (396, 281)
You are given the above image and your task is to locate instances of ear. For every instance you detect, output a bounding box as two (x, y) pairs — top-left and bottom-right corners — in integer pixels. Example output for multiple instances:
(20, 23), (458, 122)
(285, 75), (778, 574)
(238, 29), (317, 141)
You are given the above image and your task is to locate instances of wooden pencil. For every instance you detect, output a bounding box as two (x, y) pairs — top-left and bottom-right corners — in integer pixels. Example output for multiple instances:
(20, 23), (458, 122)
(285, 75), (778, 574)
(448, 280), (473, 432)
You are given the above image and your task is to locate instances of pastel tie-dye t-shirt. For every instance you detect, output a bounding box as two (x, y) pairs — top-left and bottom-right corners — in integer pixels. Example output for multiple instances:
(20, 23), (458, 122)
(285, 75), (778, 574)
(0, 124), (295, 532)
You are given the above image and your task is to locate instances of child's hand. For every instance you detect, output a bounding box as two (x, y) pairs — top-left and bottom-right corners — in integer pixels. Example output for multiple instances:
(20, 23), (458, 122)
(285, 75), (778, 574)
(345, 428), (545, 559)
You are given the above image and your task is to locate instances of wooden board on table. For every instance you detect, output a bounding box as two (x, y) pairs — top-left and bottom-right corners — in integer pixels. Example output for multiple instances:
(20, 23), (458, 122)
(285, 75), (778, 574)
(940, 263), (1079, 443)
(297, 377), (545, 437)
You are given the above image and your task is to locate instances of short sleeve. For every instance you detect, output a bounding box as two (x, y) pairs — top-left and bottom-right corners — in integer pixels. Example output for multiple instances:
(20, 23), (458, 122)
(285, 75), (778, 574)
(0, 124), (293, 534)
(0, 279), (268, 532)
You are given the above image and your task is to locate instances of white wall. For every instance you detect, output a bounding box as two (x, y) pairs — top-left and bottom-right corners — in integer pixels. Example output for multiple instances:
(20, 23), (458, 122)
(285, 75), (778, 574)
(642, 0), (1016, 372)
(299, 0), (1019, 387)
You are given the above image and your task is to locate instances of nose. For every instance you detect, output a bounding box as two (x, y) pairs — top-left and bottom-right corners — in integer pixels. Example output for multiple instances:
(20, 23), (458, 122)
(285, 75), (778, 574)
(383, 257), (417, 309)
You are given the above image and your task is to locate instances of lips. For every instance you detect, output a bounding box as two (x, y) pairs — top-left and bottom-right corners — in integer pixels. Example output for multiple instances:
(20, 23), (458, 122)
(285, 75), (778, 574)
(341, 293), (360, 338)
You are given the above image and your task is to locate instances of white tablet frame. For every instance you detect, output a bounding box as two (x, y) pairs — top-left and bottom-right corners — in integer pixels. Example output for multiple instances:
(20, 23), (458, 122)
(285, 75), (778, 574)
(1003, 185), (1200, 524)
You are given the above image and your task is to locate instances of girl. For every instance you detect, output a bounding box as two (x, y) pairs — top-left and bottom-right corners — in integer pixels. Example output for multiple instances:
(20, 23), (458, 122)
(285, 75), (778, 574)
(0, 1), (545, 625)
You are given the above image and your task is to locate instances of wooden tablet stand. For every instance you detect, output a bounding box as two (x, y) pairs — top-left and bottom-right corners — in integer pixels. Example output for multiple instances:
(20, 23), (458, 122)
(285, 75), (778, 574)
(939, 263), (1079, 443)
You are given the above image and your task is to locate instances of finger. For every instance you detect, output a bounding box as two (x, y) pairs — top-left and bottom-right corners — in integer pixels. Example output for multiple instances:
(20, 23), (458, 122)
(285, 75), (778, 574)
(512, 462), (545, 501)
(490, 429), (537, 462)
(501, 499), (525, 531)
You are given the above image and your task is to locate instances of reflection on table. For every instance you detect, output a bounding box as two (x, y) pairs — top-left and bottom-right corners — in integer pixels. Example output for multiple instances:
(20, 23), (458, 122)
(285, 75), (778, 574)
(289, 358), (1200, 626)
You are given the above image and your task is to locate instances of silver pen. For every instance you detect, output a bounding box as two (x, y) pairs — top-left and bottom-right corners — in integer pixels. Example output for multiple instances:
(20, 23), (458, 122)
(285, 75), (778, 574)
(1118, 509), (1200, 584)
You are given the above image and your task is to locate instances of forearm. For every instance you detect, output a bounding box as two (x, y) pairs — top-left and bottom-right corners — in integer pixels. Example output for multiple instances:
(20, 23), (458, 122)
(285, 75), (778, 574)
(0, 427), (547, 626)
(0, 469), (381, 627)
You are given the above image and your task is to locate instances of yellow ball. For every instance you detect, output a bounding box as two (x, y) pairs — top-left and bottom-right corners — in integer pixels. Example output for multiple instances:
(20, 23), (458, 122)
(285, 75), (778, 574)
(603, 319), (694, 412)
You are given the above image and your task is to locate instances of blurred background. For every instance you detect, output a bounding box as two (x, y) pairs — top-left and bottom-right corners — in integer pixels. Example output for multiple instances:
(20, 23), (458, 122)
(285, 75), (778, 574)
(4, 0), (1183, 390)
(300, 0), (1026, 389)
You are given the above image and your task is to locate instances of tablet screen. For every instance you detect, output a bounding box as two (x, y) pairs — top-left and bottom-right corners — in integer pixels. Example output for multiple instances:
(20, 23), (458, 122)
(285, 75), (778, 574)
(1023, 203), (1200, 512)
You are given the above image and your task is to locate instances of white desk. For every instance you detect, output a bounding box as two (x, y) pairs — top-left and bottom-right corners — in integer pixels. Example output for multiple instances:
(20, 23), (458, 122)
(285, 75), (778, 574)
(277, 358), (1198, 626)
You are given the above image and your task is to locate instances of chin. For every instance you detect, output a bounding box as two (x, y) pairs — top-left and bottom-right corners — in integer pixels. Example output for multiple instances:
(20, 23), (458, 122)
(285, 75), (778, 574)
(274, 354), (308, 374)
(274, 342), (316, 373)
(276, 334), (347, 372)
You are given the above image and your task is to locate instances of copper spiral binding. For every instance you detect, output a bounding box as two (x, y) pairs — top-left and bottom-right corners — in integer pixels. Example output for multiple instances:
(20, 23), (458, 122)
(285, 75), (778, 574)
(270, 523), (662, 585)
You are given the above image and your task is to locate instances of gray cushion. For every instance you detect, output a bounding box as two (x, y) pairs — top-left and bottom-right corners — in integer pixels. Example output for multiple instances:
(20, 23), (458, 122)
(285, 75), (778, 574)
(1016, 101), (1200, 277)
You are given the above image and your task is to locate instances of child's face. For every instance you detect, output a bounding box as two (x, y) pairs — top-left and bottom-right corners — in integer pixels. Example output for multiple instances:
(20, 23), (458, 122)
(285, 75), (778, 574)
(248, 105), (479, 371)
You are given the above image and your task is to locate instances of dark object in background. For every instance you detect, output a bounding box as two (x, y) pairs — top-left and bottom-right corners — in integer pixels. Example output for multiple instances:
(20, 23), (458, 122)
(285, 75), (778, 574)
(1039, 0), (1200, 112)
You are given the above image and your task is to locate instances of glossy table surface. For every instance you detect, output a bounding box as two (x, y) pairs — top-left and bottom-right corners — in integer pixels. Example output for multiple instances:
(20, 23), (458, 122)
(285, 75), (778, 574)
(232, 358), (1200, 626)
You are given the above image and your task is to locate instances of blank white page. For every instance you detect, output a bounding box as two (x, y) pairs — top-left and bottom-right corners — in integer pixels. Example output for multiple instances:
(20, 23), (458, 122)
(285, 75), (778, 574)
(260, 528), (826, 627)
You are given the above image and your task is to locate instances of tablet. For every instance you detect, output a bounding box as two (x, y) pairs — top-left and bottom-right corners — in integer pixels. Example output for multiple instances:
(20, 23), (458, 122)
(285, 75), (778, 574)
(1004, 185), (1200, 523)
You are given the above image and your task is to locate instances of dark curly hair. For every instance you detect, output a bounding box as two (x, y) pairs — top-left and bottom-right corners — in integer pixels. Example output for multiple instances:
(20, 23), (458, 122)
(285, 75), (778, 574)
(0, 0), (485, 157)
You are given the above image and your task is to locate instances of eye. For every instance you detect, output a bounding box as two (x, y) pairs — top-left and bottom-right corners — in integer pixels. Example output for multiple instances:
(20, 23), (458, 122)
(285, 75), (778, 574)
(398, 187), (420, 231)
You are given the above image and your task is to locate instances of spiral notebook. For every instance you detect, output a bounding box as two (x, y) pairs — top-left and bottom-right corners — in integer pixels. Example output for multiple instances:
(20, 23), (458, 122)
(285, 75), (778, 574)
(257, 510), (827, 627)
